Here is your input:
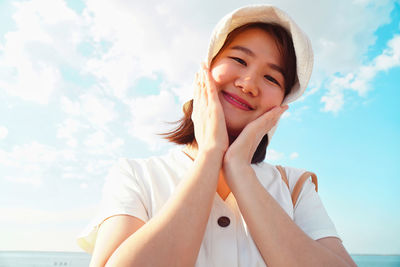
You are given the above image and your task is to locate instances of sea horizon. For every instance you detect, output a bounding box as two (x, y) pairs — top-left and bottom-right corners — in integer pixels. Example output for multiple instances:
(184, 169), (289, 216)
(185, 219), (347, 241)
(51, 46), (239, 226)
(1, 250), (400, 267)
(1, 250), (400, 255)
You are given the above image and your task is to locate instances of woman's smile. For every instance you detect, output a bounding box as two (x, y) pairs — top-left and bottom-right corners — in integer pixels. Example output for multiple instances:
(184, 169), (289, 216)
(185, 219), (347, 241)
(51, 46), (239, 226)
(221, 91), (254, 111)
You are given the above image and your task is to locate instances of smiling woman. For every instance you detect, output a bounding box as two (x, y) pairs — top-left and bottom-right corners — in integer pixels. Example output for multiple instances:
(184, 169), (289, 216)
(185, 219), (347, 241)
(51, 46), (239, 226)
(76, 4), (357, 267)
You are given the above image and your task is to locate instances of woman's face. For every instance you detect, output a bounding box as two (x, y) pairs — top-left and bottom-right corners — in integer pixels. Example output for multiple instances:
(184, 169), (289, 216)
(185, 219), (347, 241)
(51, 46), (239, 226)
(210, 28), (286, 137)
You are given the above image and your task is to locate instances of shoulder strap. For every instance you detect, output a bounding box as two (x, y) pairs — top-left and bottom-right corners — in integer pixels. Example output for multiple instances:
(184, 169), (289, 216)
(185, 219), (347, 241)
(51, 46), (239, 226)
(276, 165), (289, 189)
(276, 165), (318, 207)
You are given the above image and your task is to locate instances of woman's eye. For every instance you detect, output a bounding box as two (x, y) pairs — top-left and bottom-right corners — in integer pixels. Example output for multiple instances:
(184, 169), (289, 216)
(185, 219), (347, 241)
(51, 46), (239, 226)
(265, 75), (281, 87)
(230, 57), (247, 66)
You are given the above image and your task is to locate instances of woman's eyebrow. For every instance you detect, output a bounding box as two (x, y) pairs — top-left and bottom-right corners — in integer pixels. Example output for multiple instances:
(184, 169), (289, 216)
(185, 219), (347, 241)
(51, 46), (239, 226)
(230, 45), (285, 77)
(230, 45), (256, 57)
(269, 63), (285, 77)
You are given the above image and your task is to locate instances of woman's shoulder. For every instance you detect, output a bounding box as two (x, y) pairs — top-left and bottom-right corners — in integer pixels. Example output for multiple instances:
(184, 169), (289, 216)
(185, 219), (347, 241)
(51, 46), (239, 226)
(107, 146), (190, 180)
(111, 147), (168, 166)
(253, 161), (313, 188)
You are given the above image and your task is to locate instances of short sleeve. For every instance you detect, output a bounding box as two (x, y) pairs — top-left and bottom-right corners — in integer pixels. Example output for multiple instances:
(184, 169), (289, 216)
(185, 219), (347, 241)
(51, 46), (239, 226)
(76, 158), (150, 253)
(293, 177), (342, 242)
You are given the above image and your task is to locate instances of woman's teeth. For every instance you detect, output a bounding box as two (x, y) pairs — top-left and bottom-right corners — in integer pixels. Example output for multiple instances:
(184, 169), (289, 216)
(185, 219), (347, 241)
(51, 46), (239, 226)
(227, 94), (251, 109)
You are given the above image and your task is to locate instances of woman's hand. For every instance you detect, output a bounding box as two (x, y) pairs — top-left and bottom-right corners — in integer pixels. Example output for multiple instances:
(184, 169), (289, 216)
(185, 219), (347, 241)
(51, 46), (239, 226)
(191, 63), (229, 155)
(223, 105), (288, 167)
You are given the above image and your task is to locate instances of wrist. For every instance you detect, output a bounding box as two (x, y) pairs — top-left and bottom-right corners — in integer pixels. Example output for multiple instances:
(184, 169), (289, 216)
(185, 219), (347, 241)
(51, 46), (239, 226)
(223, 158), (251, 173)
(185, 143), (225, 163)
(223, 160), (254, 190)
(198, 146), (225, 161)
(223, 147), (252, 168)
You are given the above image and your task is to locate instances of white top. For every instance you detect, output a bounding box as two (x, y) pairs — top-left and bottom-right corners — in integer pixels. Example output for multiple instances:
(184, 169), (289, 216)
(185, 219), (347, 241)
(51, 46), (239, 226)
(77, 146), (340, 266)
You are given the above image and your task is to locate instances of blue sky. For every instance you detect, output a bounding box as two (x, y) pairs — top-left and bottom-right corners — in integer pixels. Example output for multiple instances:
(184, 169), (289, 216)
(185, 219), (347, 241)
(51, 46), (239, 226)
(0, 0), (399, 254)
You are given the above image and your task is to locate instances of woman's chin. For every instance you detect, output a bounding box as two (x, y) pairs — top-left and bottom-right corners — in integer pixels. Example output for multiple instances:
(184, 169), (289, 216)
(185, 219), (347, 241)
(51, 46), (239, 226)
(226, 122), (246, 140)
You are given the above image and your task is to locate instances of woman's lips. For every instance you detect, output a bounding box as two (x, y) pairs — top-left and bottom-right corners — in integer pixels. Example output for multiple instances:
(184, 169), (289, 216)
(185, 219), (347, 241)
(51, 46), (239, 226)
(222, 91), (253, 111)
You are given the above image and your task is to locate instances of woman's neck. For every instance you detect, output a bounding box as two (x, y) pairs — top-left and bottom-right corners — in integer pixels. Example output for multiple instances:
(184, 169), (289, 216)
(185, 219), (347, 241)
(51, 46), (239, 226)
(183, 143), (198, 161)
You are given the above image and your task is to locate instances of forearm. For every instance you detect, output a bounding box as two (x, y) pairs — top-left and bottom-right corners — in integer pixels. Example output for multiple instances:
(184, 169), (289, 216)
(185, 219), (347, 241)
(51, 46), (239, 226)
(106, 149), (223, 267)
(224, 163), (351, 267)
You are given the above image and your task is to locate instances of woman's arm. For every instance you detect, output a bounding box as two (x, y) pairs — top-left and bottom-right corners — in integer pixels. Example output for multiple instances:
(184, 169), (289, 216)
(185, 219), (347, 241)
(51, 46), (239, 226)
(101, 149), (223, 267)
(223, 162), (357, 267)
(89, 215), (146, 267)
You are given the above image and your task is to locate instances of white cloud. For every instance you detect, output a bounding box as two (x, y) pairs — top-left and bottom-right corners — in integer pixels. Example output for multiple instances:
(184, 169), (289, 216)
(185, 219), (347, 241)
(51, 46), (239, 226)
(60, 96), (81, 116)
(4, 174), (43, 186)
(302, 0), (394, 74)
(0, 57), (61, 104)
(0, 142), (58, 166)
(84, 130), (106, 147)
(0, 205), (98, 251)
(83, 130), (124, 155)
(0, 142), (75, 186)
(290, 152), (299, 159)
(80, 0), (209, 100)
(126, 90), (181, 150)
(0, 227), (85, 251)
(321, 35), (400, 113)
(266, 149), (285, 161)
(0, 0), (84, 104)
(61, 157), (114, 181)
(60, 92), (118, 129)
(303, 86), (320, 99)
(261, 0), (396, 106)
(284, 106), (310, 121)
(374, 35), (400, 71)
(0, 126), (8, 139)
(321, 89), (345, 114)
(0, 206), (96, 224)
(84, 158), (115, 176)
(80, 93), (118, 128)
(57, 118), (84, 147)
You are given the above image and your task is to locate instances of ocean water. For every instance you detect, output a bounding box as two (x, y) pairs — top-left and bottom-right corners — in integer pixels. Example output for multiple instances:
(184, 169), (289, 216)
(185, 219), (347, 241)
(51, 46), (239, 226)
(351, 255), (400, 267)
(0, 251), (90, 267)
(0, 251), (399, 266)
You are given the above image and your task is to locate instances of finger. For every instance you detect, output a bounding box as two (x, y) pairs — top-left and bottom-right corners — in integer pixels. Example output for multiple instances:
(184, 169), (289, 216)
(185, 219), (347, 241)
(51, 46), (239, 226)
(200, 64), (209, 107)
(267, 105), (287, 121)
(204, 65), (221, 109)
(192, 71), (202, 116)
(280, 105), (289, 113)
(192, 72), (201, 114)
(194, 66), (208, 114)
(251, 105), (287, 134)
(193, 71), (200, 101)
(269, 105), (288, 117)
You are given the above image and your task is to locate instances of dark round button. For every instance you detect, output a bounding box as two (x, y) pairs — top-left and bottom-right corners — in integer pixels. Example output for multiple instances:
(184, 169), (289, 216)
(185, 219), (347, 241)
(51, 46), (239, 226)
(218, 216), (230, 227)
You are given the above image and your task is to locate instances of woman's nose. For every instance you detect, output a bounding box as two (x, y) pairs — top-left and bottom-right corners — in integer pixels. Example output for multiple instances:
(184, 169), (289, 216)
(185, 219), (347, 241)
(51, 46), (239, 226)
(235, 74), (258, 97)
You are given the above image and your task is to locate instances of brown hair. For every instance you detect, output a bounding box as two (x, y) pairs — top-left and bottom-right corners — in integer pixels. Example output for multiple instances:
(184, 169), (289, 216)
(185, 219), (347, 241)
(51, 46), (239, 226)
(161, 23), (297, 164)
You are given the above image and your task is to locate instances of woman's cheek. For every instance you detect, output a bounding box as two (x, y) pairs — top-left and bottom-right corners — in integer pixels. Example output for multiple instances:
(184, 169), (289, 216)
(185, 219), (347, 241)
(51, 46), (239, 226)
(260, 87), (285, 109)
(211, 63), (233, 84)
